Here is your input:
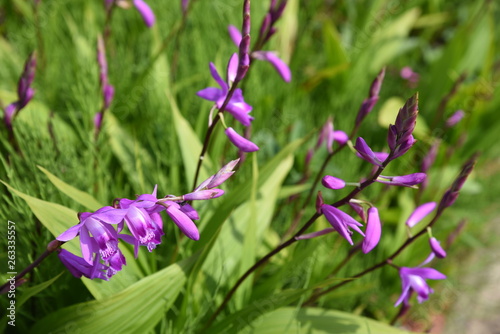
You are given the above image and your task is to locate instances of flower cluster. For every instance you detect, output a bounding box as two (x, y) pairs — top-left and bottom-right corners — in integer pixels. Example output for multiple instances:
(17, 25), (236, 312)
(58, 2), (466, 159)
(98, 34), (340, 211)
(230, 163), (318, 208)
(56, 159), (239, 280)
(3, 52), (36, 131)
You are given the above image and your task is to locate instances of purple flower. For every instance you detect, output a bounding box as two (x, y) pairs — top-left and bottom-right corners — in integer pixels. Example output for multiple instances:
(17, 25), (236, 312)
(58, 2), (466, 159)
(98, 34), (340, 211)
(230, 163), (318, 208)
(225, 127), (259, 152)
(97, 36), (114, 111)
(354, 137), (384, 167)
(322, 175), (346, 190)
(228, 25), (291, 82)
(133, 0), (155, 27)
(122, 205), (164, 255)
(376, 173), (426, 187)
(320, 204), (365, 245)
(395, 266), (446, 307)
(197, 54), (254, 126)
(445, 110), (465, 128)
(181, 0), (189, 14)
(355, 68), (385, 127)
(387, 94), (418, 156)
(194, 159), (240, 191)
(362, 207), (381, 254)
(421, 141), (440, 174)
(439, 154), (477, 210)
(57, 206), (128, 265)
(400, 66), (420, 85)
(429, 237), (447, 259)
(3, 52), (36, 129)
(164, 201), (200, 240)
(349, 201), (367, 222)
(406, 202), (436, 227)
(58, 249), (109, 280)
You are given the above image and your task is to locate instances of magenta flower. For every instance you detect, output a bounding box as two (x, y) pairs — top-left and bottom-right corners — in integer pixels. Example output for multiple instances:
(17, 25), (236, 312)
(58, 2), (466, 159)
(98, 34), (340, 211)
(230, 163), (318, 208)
(322, 175), (346, 190)
(183, 189), (225, 201)
(376, 173), (426, 187)
(400, 66), (420, 85)
(395, 266), (446, 307)
(354, 137), (384, 167)
(406, 202), (436, 227)
(133, 0), (155, 27)
(445, 110), (465, 128)
(429, 237), (447, 259)
(3, 52), (36, 130)
(225, 127), (259, 152)
(320, 205), (365, 245)
(228, 25), (291, 82)
(355, 68), (385, 127)
(195, 159), (240, 191)
(58, 249), (109, 280)
(197, 54), (254, 126)
(362, 207), (381, 254)
(164, 201), (200, 240)
(57, 206), (128, 265)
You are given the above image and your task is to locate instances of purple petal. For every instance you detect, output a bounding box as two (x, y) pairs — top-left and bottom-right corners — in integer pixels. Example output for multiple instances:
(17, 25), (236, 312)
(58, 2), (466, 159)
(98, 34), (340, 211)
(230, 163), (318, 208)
(362, 207), (381, 254)
(197, 87), (224, 102)
(406, 202), (437, 227)
(225, 127), (259, 152)
(228, 25), (242, 46)
(227, 53), (239, 83)
(133, 0), (155, 27)
(321, 175), (346, 190)
(205, 159), (239, 189)
(179, 204), (199, 220)
(209, 63), (228, 91)
(403, 267), (447, 280)
(349, 202), (366, 222)
(354, 137), (383, 167)
(92, 208), (128, 225)
(166, 204), (200, 240)
(56, 222), (84, 242)
(252, 51), (291, 82)
(377, 173), (427, 187)
(429, 237), (447, 258)
(333, 130), (349, 145)
(445, 110), (465, 128)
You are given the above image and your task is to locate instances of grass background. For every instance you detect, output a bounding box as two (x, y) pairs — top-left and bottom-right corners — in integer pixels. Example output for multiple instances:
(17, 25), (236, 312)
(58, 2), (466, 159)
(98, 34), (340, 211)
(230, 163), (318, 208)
(0, 0), (499, 332)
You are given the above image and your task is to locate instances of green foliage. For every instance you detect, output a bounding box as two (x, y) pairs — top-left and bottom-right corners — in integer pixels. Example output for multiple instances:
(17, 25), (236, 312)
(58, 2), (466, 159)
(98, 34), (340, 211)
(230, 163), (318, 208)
(0, 0), (499, 333)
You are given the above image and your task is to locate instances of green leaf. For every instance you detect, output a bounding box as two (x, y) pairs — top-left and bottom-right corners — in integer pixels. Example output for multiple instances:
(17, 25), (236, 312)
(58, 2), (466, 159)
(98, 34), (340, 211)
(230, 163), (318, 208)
(105, 113), (154, 190)
(17, 273), (63, 308)
(31, 256), (196, 334)
(207, 290), (307, 334)
(37, 166), (103, 211)
(237, 307), (414, 334)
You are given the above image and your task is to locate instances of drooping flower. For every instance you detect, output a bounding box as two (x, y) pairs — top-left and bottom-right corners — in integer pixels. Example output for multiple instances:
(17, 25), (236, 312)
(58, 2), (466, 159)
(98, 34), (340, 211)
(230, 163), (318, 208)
(58, 249), (109, 280)
(400, 66), (420, 86)
(395, 266), (446, 307)
(225, 127), (259, 152)
(322, 175), (346, 190)
(405, 202), (436, 228)
(320, 204), (365, 245)
(228, 25), (291, 82)
(3, 52), (36, 130)
(197, 54), (254, 126)
(376, 173), (426, 187)
(362, 207), (381, 254)
(429, 237), (447, 259)
(133, 0), (155, 27)
(354, 137), (384, 167)
(163, 201), (200, 241)
(445, 110), (465, 128)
